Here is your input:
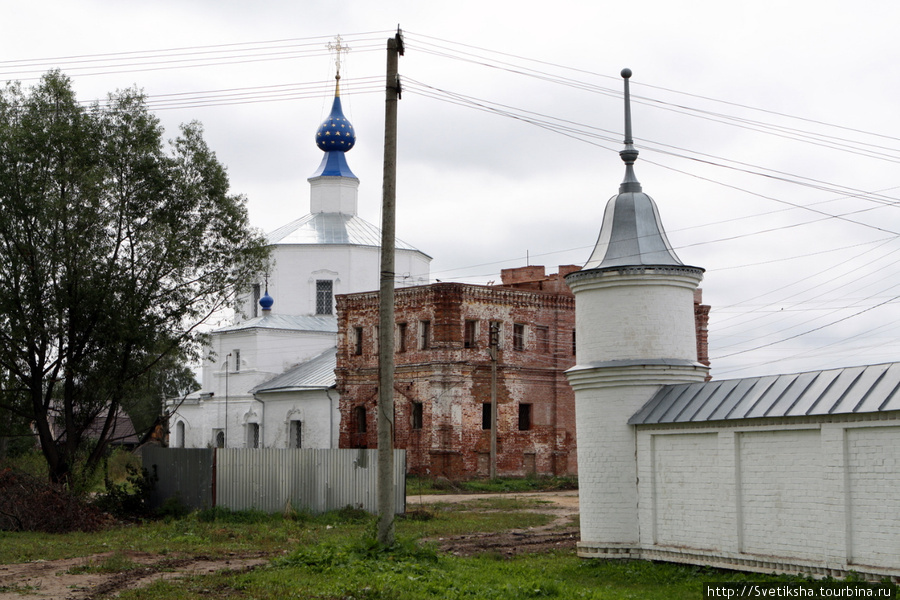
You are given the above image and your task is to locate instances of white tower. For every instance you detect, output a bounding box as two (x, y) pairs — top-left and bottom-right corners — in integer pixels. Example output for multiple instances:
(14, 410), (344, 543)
(565, 69), (708, 557)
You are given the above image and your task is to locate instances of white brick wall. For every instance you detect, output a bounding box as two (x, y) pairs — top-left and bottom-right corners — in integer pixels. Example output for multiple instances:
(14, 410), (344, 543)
(571, 271), (701, 365)
(629, 421), (900, 578)
(569, 266), (706, 551)
(738, 429), (823, 561)
(650, 432), (723, 551)
(847, 426), (900, 568)
(575, 385), (647, 544)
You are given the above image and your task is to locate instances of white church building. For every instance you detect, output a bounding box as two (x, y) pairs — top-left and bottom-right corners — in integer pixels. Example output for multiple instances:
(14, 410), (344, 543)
(166, 72), (430, 451)
(569, 69), (900, 579)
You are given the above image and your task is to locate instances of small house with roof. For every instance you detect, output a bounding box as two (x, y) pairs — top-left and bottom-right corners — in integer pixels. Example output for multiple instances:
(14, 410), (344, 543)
(570, 69), (900, 579)
(166, 68), (430, 450)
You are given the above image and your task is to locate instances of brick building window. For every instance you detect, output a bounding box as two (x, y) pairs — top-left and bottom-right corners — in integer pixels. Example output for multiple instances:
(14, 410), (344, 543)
(518, 403), (532, 431)
(482, 403), (492, 430)
(513, 323), (525, 351)
(411, 402), (423, 430)
(397, 322), (407, 352)
(290, 421), (302, 448)
(536, 326), (550, 353)
(354, 326), (364, 355)
(464, 320), (478, 348)
(572, 330), (576, 355)
(316, 280), (333, 315)
(419, 320), (431, 349)
(355, 405), (367, 434)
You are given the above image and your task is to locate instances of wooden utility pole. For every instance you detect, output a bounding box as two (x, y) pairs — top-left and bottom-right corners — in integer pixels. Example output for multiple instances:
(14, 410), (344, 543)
(376, 29), (403, 547)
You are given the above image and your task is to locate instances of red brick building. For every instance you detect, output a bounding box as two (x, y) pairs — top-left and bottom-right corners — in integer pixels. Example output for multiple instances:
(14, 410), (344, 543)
(335, 265), (711, 480)
(336, 266), (580, 479)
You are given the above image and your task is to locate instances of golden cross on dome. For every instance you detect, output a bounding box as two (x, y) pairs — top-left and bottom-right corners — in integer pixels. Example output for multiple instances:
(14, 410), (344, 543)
(327, 35), (350, 79)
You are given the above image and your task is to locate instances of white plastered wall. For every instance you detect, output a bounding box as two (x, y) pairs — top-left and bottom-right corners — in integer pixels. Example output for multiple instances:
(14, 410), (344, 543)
(632, 418), (900, 578)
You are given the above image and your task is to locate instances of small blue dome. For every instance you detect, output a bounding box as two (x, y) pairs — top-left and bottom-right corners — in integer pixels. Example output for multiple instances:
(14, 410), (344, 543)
(259, 292), (274, 310)
(315, 95), (356, 153)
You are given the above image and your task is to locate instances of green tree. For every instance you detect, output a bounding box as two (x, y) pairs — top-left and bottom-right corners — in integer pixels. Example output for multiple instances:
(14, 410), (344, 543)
(0, 367), (35, 461)
(123, 357), (200, 438)
(0, 71), (269, 487)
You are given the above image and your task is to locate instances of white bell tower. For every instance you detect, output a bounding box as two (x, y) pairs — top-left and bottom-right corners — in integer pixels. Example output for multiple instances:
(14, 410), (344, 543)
(565, 69), (708, 557)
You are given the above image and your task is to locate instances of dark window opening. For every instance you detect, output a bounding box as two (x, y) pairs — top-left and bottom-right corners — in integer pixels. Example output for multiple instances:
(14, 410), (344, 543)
(411, 402), (423, 430)
(214, 430), (224, 448)
(518, 403), (532, 431)
(290, 421), (302, 448)
(397, 322), (407, 352)
(354, 326), (364, 355)
(572, 330), (577, 356)
(464, 320), (477, 348)
(420, 320), (431, 349)
(355, 405), (367, 434)
(513, 323), (525, 351)
(482, 403), (492, 430)
(316, 280), (333, 315)
(248, 423), (260, 448)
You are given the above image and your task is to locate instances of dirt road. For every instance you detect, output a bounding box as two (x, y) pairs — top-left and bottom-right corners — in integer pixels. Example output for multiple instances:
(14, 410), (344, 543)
(407, 490), (580, 557)
(0, 490), (579, 599)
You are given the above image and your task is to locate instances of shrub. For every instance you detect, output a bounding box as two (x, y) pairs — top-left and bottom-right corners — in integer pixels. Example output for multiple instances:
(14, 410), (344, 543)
(92, 463), (157, 519)
(0, 468), (107, 533)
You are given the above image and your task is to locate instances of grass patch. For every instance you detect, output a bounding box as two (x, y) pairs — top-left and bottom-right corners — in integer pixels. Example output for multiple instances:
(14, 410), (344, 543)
(67, 551), (144, 574)
(0, 499), (549, 565)
(5, 490), (880, 600)
(113, 548), (842, 600)
(407, 475), (577, 496)
(459, 476), (577, 494)
(0, 582), (40, 594)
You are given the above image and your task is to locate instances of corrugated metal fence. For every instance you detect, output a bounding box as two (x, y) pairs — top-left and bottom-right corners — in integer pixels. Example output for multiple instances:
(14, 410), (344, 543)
(143, 447), (406, 515)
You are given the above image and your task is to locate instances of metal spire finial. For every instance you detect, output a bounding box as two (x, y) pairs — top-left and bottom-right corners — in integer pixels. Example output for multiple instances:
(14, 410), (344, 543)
(619, 68), (642, 193)
(328, 35), (350, 95)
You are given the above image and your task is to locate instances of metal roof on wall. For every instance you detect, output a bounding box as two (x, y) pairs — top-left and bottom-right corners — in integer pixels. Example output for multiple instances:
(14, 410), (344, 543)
(216, 314), (338, 334)
(252, 347), (337, 394)
(267, 212), (426, 254)
(629, 362), (900, 425)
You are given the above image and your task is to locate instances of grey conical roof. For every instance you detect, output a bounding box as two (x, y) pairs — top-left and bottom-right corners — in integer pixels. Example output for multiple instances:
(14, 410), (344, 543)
(583, 68), (693, 272)
(583, 187), (685, 269)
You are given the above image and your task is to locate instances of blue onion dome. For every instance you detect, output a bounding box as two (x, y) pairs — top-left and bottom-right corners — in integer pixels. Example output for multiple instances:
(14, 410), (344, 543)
(259, 291), (274, 311)
(315, 78), (356, 152)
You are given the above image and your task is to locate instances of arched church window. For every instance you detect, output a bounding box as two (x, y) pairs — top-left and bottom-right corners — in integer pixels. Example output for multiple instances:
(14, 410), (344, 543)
(247, 423), (260, 448)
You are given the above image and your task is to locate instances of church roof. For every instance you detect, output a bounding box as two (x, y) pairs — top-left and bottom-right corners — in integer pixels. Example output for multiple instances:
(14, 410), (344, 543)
(583, 190), (687, 269)
(251, 347), (337, 393)
(266, 211), (427, 255)
(581, 69), (699, 273)
(216, 313), (338, 334)
(629, 362), (900, 425)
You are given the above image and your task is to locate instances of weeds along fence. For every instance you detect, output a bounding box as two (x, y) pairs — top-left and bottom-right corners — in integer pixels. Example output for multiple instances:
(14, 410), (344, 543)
(142, 447), (406, 515)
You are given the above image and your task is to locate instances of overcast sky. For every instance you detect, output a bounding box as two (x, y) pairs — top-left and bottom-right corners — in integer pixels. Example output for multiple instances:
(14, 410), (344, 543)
(5, 0), (900, 380)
